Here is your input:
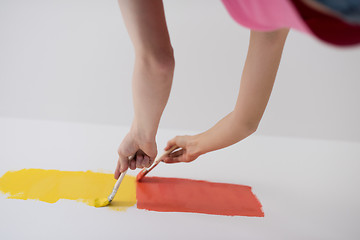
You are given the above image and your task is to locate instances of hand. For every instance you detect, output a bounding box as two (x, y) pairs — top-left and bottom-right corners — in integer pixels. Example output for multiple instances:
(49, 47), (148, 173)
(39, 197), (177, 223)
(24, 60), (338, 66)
(114, 131), (157, 179)
(162, 135), (202, 164)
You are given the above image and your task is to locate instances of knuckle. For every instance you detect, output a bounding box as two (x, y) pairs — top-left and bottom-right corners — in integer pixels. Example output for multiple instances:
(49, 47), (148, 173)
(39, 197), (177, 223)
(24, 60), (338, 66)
(118, 146), (127, 156)
(117, 148), (122, 156)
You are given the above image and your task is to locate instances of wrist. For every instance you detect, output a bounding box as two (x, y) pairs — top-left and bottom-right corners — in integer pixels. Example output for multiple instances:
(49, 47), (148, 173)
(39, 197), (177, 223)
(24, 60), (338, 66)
(191, 133), (208, 156)
(130, 121), (157, 143)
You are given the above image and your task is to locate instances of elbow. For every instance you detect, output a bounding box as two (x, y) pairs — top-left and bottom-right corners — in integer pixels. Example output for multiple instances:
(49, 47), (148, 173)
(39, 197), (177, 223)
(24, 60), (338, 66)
(149, 50), (175, 74)
(237, 119), (259, 138)
(246, 123), (258, 136)
(136, 47), (175, 75)
(232, 112), (259, 137)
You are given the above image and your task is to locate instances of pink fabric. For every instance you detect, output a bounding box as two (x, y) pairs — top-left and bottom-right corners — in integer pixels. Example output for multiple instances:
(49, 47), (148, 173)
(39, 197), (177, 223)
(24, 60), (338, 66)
(221, 0), (311, 33)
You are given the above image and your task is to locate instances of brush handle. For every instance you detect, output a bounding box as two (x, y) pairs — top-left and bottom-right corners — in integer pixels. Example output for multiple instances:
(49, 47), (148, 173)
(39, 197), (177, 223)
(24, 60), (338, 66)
(108, 170), (127, 202)
(108, 155), (135, 202)
(140, 145), (179, 176)
(155, 145), (179, 164)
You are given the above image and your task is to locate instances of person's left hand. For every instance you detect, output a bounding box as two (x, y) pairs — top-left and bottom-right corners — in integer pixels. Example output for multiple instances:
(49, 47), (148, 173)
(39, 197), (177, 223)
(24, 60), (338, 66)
(161, 135), (202, 164)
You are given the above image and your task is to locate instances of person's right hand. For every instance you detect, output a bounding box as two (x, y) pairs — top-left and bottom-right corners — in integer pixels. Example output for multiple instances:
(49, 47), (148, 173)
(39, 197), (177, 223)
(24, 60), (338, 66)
(114, 131), (157, 179)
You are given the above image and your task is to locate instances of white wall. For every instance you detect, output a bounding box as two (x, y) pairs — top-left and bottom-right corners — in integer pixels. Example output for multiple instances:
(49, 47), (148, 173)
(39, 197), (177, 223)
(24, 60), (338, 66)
(1, 0), (359, 142)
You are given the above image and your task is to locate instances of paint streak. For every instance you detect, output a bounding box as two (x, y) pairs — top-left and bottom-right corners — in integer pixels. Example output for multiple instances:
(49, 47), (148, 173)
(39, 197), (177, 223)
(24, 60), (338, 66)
(136, 177), (264, 217)
(0, 169), (264, 217)
(0, 169), (136, 211)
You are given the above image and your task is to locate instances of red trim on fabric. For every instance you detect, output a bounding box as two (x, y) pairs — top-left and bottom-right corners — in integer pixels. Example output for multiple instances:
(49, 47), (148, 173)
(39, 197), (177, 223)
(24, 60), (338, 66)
(291, 0), (360, 46)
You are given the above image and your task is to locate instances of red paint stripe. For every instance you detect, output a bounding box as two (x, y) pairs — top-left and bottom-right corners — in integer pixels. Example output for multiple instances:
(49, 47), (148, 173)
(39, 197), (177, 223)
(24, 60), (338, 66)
(136, 177), (264, 217)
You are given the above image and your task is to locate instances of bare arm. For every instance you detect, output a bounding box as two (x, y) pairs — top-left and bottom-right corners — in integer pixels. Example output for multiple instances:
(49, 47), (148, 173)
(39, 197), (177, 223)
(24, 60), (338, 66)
(164, 29), (289, 163)
(115, 0), (174, 177)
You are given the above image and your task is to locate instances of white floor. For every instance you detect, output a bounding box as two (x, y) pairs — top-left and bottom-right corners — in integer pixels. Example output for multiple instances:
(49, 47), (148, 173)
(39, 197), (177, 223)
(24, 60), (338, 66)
(0, 117), (359, 240)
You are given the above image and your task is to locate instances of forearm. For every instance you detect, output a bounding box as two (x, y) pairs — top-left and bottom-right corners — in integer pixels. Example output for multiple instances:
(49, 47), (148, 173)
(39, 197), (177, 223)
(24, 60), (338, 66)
(195, 29), (289, 154)
(118, 0), (174, 140)
(194, 111), (254, 154)
(131, 56), (174, 140)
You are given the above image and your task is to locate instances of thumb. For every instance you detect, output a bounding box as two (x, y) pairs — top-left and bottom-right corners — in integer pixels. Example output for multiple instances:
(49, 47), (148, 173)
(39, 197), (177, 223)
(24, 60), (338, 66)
(164, 135), (187, 150)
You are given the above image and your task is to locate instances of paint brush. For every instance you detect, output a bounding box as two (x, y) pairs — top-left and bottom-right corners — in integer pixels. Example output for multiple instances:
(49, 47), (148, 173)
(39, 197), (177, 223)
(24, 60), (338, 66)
(94, 155), (135, 208)
(136, 145), (179, 182)
(94, 170), (127, 207)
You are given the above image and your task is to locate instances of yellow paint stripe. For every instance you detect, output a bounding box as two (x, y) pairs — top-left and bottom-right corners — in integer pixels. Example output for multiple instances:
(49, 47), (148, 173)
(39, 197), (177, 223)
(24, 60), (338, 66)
(0, 169), (136, 211)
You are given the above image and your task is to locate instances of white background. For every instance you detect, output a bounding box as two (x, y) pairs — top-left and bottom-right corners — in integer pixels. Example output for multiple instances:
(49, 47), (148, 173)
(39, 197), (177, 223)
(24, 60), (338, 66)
(1, 1), (360, 239)
(1, 0), (360, 142)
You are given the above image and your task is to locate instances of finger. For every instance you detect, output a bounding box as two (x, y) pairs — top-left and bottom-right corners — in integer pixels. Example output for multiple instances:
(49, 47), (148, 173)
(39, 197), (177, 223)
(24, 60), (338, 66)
(114, 159), (121, 179)
(160, 148), (183, 163)
(164, 137), (177, 150)
(141, 143), (157, 162)
(171, 155), (189, 163)
(136, 154), (144, 168)
(162, 156), (181, 164)
(130, 158), (136, 170)
(162, 157), (179, 163)
(119, 154), (129, 173)
(142, 155), (150, 168)
(148, 156), (155, 166)
(128, 154), (136, 170)
(169, 148), (184, 158)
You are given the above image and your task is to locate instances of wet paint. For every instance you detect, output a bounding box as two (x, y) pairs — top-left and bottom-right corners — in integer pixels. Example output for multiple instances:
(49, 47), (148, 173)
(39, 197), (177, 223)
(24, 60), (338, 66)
(0, 169), (264, 217)
(94, 197), (110, 207)
(136, 177), (264, 217)
(0, 169), (136, 211)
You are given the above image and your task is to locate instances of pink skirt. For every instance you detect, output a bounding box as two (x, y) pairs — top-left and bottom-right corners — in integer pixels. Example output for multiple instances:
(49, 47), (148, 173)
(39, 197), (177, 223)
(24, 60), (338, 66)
(221, 0), (360, 46)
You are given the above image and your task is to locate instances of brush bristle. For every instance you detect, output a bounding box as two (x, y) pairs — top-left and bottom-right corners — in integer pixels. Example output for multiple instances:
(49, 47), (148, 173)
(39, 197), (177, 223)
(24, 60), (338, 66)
(94, 198), (110, 207)
(136, 170), (146, 182)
